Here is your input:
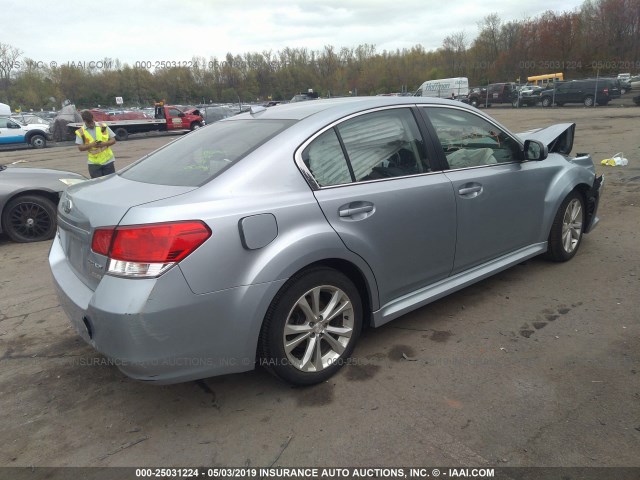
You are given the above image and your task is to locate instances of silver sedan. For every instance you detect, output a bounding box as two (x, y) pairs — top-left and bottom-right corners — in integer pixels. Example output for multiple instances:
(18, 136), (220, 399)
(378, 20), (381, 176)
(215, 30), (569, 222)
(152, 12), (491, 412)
(0, 165), (85, 242)
(49, 97), (603, 385)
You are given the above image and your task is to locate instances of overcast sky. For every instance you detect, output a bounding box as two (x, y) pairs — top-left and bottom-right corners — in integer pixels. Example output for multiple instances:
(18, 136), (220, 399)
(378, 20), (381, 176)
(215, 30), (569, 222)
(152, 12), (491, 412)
(4, 0), (585, 67)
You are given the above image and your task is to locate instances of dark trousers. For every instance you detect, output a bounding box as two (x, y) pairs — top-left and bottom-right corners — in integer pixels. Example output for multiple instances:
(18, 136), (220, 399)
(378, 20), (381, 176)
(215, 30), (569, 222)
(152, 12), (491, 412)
(88, 162), (116, 178)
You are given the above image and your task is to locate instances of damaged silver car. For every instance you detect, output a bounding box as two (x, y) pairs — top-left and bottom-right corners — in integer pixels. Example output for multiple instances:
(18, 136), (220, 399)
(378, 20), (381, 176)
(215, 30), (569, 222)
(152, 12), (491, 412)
(49, 97), (603, 385)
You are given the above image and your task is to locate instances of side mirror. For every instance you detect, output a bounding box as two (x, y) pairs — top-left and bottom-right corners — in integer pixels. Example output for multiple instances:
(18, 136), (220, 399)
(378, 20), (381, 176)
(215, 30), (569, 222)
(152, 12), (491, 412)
(178, 112), (185, 117)
(523, 139), (548, 161)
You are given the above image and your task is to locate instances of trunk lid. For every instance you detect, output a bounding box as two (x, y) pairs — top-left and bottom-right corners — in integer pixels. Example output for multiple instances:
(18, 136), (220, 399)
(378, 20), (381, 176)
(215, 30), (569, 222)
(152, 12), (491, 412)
(57, 175), (195, 290)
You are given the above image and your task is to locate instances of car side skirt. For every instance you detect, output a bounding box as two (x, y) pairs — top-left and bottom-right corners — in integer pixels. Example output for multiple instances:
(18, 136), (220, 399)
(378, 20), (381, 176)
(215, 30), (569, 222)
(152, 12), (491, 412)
(372, 242), (547, 327)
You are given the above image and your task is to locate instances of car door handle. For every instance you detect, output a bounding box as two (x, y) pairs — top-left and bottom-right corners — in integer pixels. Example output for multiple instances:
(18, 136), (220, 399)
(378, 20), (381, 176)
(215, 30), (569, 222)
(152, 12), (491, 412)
(339, 204), (374, 217)
(458, 186), (483, 196)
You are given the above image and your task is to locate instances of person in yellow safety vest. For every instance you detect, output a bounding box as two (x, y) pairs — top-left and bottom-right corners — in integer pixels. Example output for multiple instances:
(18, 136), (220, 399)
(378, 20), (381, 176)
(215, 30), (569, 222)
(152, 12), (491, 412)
(75, 110), (117, 178)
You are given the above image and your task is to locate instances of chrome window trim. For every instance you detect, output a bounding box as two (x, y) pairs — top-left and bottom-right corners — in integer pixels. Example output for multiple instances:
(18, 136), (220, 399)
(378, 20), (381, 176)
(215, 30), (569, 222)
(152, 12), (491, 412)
(294, 105), (443, 191)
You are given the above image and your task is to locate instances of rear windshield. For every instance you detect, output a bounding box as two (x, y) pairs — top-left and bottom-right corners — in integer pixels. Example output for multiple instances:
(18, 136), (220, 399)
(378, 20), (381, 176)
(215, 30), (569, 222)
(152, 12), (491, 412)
(120, 119), (294, 186)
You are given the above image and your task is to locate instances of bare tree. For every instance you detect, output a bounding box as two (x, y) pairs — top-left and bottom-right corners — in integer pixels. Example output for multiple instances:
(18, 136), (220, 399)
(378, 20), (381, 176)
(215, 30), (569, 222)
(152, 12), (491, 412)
(0, 42), (23, 89)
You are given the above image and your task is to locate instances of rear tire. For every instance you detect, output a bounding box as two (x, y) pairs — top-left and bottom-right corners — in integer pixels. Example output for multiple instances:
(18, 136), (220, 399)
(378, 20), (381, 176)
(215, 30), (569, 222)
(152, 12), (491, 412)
(545, 191), (585, 262)
(1, 194), (57, 243)
(259, 267), (363, 386)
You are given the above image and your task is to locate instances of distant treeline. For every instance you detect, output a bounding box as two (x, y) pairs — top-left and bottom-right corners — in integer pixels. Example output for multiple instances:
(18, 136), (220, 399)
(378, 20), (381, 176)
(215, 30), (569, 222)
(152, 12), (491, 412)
(1, 0), (638, 109)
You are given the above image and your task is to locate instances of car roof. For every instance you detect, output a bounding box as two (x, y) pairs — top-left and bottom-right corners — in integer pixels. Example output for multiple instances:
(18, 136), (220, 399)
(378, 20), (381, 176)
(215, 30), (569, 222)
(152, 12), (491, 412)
(227, 96), (472, 122)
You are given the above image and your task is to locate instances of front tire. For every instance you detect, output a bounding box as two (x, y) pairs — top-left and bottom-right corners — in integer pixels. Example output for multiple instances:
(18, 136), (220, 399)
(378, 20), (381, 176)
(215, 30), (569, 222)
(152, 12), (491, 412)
(1, 194), (57, 243)
(584, 96), (594, 107)
(29, 134), (46, 149)
(190, 121), (202, 131)
(259, 267), (363, 385)
(541, 97), (552, 107)
(545, 192), (585, 262)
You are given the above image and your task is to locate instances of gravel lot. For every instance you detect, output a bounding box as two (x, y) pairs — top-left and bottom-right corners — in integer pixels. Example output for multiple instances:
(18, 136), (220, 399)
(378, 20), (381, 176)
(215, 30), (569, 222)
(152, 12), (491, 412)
(1, 103), (639, 469)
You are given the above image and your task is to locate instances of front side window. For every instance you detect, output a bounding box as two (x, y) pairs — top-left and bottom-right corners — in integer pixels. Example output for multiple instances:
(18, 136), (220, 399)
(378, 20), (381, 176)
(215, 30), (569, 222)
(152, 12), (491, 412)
(423, 107), (522, 168)
(120, 119), (294, 186)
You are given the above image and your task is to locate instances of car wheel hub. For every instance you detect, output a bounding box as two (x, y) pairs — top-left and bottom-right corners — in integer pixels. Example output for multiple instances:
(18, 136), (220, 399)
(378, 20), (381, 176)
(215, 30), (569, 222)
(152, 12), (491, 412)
(283, 285), (354, 372)
(10, 202), (51, 239)
(561, 198), (583, 253)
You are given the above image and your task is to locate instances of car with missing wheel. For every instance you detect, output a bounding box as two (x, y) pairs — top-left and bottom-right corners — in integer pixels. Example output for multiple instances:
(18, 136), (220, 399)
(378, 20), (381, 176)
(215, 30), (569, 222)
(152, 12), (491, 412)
(49, 96), (603, 386)
(0, 165), (85, 242)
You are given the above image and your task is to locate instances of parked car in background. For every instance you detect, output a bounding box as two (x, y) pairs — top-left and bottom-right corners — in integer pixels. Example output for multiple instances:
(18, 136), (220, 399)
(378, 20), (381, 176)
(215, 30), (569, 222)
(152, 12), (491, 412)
(540, 79), (617, 107)
(414, 77), (470, 98)
(1, 165), (85, 242)
(291, 90), (320, 102)
(0, 116), (53, 148)
(617, 78), (632, 94)
(513, 85), (543, 107)
(467, 82), (519, 107)
(10, 113), (52, 126)
(49, 96), (603, 386)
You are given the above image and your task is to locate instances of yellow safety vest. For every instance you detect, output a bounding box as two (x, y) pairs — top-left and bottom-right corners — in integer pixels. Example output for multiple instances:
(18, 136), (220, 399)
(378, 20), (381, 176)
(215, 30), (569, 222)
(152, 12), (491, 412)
(76, 124), (114, 165)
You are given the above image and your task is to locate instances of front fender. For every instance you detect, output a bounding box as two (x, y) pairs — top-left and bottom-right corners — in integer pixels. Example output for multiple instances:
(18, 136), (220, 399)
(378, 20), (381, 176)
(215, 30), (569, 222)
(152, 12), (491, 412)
(541, 154), (597, 240)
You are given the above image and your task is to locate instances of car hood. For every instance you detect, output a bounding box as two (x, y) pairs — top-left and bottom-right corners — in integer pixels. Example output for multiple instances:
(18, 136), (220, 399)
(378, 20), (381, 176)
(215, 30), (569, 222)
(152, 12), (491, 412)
(516, 123), (575, 155)
(0, 166), (85, 193)
(21, 122), (50, 133)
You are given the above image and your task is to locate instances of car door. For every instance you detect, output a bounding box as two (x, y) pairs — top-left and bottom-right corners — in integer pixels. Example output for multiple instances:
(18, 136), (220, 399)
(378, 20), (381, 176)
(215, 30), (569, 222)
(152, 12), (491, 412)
(297, 106), (457, 306)
(0, 118), (26, 145)
(419, 105), (555, 274)
(167, 107), (185, 130)
(553, 82), (571, 103)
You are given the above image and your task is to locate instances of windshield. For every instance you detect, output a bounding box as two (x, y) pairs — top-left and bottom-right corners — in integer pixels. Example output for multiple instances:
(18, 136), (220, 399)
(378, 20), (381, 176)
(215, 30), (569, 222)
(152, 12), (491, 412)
(9, 117), (26, 126)
(120, 119), (295, 187)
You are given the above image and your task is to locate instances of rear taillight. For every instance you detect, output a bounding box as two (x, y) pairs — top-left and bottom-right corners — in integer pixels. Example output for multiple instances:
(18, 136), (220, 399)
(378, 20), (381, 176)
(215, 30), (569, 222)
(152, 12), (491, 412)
(91, 221), (211, 278)
(603, 87), (609, 94)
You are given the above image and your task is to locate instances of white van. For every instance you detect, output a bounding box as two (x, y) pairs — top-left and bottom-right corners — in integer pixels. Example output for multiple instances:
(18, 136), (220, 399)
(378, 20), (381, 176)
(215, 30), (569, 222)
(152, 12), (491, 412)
(0, 102), (11, 117)
(415, 77), (469, 98)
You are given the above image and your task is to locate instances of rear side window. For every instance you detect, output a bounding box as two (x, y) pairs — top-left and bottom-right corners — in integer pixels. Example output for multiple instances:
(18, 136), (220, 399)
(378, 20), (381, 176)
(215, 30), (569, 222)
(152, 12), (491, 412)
(302, 129), (352, 187)
(337, 109), (430, 181)
(301, 108), (431, 187)
(120, 119), (294, 186)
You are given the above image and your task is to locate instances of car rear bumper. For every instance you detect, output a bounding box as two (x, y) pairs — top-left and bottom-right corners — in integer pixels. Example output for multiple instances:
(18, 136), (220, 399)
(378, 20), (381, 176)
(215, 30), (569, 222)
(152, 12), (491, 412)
(49, 235), (286, 384)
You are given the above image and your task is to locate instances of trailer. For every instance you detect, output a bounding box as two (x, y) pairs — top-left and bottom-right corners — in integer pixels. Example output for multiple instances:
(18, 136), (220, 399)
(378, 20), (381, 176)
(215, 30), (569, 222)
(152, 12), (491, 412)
(67, 102), (204, 141)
